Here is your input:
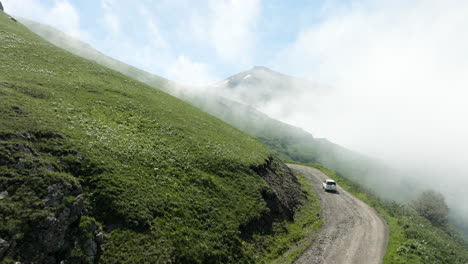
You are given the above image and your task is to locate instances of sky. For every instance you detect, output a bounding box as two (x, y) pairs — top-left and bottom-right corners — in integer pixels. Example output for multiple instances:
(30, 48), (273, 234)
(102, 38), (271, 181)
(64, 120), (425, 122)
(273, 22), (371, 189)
(2, 0), (334, 86)
(3, 0), (468, 220)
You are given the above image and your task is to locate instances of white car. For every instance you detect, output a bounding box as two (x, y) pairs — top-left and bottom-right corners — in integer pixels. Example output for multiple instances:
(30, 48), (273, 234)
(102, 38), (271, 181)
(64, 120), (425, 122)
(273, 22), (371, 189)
(322, 179), (337, 192)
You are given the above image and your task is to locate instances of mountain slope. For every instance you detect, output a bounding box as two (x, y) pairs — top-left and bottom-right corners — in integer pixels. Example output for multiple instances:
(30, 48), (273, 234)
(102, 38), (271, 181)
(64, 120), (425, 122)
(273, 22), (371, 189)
(0, 12), (309, 263)
(211, 66), (324, 108)
(18, 18), (407, 201)
(18, 17), (173, 93)
(185, 91), (409, 200)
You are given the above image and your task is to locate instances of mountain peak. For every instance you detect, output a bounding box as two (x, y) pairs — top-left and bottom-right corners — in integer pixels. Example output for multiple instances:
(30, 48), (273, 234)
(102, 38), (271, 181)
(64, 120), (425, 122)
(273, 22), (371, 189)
(212, 66), (321, 108)
(0, 1), (4, 11)
(251, 66), (273, 72)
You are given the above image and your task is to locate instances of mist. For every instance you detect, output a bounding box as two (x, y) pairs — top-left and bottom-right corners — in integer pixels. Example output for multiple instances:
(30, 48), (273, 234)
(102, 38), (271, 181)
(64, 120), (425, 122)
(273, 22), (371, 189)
(161, 0), (468, 231)
(233, 0), (468, 231)
(185, 0), (468, 234)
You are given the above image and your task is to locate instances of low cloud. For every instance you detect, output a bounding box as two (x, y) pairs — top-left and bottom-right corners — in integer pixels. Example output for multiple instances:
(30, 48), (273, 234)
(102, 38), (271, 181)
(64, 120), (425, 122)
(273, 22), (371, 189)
(103, 14), (120, 35)
(266, 0), (468, 227)
(138, 8), (168, 49)
(3, 0), (90, 42)
(101, 0), (121, 35)
(276, 0), (468, 155)
(208, 0), (261, 64)
(166, 55), (216, 88)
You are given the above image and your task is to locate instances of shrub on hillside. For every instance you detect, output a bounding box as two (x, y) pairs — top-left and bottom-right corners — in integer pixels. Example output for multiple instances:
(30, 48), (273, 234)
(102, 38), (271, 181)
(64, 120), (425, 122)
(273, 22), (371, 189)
(411, 190), (449, 228)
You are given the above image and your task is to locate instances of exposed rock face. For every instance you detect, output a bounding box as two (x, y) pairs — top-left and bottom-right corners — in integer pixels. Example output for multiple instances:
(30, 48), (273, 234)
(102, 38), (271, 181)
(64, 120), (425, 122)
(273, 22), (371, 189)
(79, 217), (103, 262)
(0, 1), (4, 12)
(0, 131), (102, 263)
(255, 157), (305, 218)
(241, 157), (306, 239)
(0, 238), (9, 259)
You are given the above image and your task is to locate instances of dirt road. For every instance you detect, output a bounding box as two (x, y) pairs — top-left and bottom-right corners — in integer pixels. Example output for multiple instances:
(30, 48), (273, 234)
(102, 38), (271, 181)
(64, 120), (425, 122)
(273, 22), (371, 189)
(288, 164), (388, 264)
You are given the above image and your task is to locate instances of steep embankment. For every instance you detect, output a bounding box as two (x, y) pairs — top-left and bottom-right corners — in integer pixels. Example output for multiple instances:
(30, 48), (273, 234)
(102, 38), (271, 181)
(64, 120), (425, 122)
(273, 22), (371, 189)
(0, 12), (307, 263)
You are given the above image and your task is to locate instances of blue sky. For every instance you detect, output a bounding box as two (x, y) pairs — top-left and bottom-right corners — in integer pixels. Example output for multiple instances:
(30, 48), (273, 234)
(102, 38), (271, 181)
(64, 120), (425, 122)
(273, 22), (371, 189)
(2, 0), (345, 85)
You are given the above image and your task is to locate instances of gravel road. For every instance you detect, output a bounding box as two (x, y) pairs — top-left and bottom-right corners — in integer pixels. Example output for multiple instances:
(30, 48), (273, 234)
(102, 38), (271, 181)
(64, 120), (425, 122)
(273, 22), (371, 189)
(288, 164), (388, 264)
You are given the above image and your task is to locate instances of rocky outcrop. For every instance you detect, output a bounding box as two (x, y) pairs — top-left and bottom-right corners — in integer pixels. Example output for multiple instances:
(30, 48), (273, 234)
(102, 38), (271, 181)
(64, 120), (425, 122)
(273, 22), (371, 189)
(0, 238), (9, 259)
(21, 192), (84, 263)
(0, 131), (102, 263)
(241, 157), (306, 239)
(254, 157), (305, 219)
(0, 1), (4, 12)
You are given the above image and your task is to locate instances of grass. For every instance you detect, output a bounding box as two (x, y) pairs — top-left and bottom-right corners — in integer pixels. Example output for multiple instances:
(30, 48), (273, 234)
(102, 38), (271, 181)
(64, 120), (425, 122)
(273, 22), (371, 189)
(0, 12), (320, 263)
(294, 162), (468, 264)
(249, 174), (322, 264)
(266, 175), (322, 264)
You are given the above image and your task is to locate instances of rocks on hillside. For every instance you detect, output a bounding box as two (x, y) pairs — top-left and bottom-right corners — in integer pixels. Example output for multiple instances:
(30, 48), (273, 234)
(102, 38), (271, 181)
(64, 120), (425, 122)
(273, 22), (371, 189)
(0, 238), (9, 259)
(241, 157), (306, 239)
(0, 131), (103, 263)
(0, 1), (4, 11)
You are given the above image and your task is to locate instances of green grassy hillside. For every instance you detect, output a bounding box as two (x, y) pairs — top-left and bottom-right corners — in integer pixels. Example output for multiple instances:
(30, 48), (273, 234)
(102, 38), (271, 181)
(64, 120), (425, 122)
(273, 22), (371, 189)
(0, 12), (315, 263)
(19, 18), (410, 204)
(18, 17), (173, 93)
(17, 18), (382, 179)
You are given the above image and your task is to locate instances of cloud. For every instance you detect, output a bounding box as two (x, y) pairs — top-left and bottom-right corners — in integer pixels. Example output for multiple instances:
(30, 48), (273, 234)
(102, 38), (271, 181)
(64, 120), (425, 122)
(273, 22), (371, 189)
(48, 1), (89, 40)
(103, 14), (120, 35)
(3, 0), (90, 42)
(277, 0), (468, 158)
(101, 0), (121, 35)
(100, 0), (113, 9)
(268, 0), (468, 226)
(122, 0), (261, 85)
(138, 8), (168, 49)
(166, 55), (216, 87)
(188, 0), (261, 64)
(209, 0), (261, 63)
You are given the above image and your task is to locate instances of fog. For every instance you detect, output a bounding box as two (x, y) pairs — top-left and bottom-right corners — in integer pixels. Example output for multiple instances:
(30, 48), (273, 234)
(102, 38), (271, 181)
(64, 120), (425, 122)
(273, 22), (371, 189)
(241, 0), (468, 231)
(195, 0), (468, 234)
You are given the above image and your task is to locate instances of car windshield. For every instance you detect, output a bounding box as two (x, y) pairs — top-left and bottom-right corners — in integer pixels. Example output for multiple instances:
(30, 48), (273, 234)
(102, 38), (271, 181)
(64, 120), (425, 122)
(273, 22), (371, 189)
(327, 182), (336, 185)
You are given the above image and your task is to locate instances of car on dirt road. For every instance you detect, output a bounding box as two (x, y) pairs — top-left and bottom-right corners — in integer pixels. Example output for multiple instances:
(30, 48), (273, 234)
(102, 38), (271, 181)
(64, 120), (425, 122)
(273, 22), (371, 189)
(322, 179), (337, 192)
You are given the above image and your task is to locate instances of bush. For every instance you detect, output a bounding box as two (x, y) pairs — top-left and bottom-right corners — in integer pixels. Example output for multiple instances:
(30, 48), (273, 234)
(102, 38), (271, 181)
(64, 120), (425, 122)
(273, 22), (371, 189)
(411, 190), (449, 228)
